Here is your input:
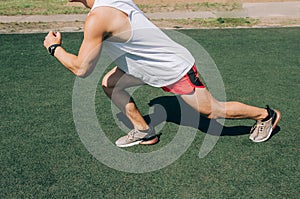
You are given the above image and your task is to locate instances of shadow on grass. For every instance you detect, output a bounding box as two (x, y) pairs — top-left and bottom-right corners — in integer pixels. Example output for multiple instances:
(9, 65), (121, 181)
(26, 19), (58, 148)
(116, 95), (281, 137)
(147, 96), (251, 136)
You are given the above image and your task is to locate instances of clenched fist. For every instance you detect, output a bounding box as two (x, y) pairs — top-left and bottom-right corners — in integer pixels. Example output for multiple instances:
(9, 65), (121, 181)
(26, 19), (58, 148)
(44, 31), (62, 49)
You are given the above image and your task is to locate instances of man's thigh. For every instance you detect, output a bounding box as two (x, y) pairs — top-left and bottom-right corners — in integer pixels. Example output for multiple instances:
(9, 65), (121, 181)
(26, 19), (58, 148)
(180, 87), (219, 115)
(102, 66), (145, 89)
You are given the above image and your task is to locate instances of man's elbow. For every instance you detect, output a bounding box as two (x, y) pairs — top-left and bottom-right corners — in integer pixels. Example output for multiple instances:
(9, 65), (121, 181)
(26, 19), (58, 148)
(73, 61), (96, 78)
(75, 68), (90, 78)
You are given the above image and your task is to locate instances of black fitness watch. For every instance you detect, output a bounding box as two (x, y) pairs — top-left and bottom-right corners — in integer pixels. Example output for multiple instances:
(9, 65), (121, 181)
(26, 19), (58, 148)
(48, 44), (61, 56)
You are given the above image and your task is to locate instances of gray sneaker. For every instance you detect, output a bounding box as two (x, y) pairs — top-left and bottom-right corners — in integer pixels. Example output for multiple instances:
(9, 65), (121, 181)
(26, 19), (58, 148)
(115, 127), (158, 147)
(249, 106), (281, 142)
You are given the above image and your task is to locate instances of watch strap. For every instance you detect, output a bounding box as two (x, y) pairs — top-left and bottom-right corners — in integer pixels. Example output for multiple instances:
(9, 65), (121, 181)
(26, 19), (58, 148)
(48, 44), (61, 56)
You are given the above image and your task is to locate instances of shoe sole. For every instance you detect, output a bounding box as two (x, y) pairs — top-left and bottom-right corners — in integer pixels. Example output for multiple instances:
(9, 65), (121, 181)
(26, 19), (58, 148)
(116, 136), (159, 148)
(140, 136), (159, 145)
(252, 109), (281, 143)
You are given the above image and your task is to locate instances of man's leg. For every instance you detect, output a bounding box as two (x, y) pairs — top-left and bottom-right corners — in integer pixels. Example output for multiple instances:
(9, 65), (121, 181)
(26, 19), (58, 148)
(102, 66), (148, 130)
(180, 87), (268, 120)
(180, 87), (281, 142)
(102, 67), (158, 147)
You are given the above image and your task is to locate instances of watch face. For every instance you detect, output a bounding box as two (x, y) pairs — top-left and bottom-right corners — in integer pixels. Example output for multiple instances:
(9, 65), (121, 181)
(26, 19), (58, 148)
(48, 44), (59, 56)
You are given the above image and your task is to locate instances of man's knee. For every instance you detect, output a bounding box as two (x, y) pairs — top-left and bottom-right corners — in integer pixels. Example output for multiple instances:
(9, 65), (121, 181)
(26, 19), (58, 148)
(101, 71), (111, 88)
(200, 105), (215, 119)
(101, 72), (118, 92)
(206, 101), (225, 119)
(194, 99), (224, 119)
(206, 112), (217, 119)
(101, 73), (116, 97)
(101, 79), (110, 96)
(101, 66), (121, 89)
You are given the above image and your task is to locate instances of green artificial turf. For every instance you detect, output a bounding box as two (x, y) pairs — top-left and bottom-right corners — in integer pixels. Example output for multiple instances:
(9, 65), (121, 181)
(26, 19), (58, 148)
(1, 28), (299, 198)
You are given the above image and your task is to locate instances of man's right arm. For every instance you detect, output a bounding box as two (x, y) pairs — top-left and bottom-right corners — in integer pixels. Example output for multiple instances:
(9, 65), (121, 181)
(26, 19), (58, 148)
(44, 11), (109, 78)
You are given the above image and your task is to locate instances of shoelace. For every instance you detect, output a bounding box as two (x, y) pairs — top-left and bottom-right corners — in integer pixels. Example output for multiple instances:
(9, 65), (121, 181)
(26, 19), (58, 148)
(250, 121), (266, 134)
(128, 129), (136, 140)
(258, 122), (265, 133)
(128, 129), (138, 141)
(250, 122), (258, 133)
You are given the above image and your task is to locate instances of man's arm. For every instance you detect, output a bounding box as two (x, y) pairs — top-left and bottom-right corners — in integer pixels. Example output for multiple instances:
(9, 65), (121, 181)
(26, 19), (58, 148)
(44, 12), (108, 78)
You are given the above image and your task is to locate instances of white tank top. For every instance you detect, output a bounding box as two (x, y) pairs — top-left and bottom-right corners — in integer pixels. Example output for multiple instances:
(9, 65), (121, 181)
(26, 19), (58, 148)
(91, 0), (195, 87)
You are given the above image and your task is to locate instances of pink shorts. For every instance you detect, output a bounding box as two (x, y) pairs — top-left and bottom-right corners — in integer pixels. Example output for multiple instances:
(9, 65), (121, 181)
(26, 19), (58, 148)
(162, 65), (205, 95)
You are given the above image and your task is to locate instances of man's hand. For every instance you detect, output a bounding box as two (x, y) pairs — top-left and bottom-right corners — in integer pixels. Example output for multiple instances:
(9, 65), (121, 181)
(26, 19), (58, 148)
(44, 31), (62, 49)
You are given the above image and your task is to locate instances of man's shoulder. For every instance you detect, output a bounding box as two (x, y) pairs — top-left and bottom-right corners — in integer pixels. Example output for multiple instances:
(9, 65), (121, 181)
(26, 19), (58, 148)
(89, 6), (122, 15)
(83, 9), (110, 38)
(85, 7), (113, 26)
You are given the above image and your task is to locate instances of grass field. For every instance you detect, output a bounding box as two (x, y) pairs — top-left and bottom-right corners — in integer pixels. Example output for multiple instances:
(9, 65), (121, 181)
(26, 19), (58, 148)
(1, 28), (299, 198)
(0, 0), (240, 15)
(0, 0), (88, 15)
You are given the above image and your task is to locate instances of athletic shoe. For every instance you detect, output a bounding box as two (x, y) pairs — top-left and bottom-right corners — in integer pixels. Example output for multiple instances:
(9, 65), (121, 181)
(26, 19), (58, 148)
(249, 105), (281, 142)
(115, 127), (158, 147)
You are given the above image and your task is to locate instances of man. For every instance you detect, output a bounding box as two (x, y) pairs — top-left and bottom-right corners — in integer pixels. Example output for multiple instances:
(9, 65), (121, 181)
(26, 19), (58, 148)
(44, 0), (281, 147)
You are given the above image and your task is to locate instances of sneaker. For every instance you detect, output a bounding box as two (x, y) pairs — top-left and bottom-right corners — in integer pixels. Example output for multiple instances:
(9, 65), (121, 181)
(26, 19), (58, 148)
(115, 127), (158, 147)
(249, 105), (281, 142)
